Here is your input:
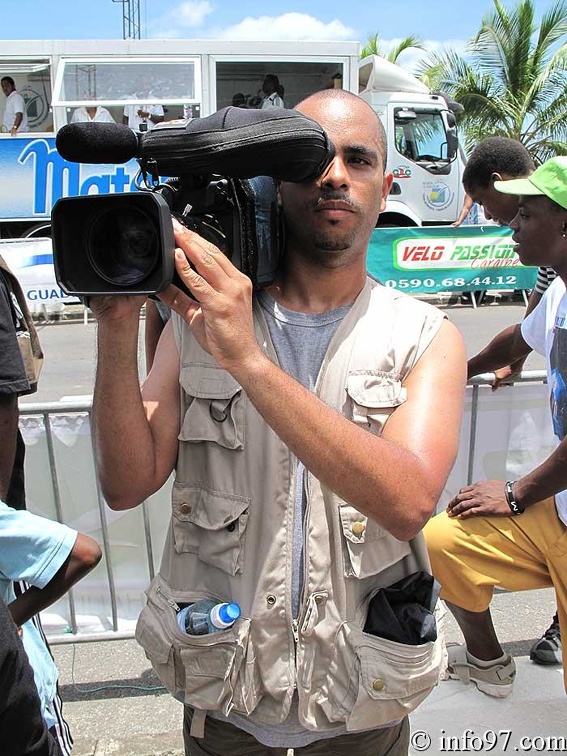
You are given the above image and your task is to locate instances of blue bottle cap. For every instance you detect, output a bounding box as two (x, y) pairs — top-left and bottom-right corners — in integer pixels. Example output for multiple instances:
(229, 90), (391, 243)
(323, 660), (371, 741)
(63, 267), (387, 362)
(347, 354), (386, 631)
(218, 602), (241, 624)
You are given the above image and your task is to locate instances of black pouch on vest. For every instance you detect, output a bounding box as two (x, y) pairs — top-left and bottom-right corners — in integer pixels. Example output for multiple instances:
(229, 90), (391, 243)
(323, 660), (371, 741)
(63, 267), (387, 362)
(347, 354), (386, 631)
(363, 571), (440, 645)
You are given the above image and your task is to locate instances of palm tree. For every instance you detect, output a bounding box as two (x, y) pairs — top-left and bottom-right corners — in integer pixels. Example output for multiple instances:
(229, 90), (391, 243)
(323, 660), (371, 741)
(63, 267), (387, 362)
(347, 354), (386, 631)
(420, 0), (567, 162)
(361, 32), (424, 64)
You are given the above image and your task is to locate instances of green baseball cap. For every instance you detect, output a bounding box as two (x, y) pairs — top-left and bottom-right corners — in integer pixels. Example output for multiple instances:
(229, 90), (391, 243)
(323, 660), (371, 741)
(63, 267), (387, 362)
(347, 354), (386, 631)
(494, 156), (567, 210)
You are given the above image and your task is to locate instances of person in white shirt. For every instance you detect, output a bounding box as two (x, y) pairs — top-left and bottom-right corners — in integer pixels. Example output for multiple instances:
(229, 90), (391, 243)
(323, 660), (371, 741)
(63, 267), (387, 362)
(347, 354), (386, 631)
(425, 156), (567, 699)
(70, 105), (115, 124)
(260, 74), (285, 109)
(1, 77), (28, 136)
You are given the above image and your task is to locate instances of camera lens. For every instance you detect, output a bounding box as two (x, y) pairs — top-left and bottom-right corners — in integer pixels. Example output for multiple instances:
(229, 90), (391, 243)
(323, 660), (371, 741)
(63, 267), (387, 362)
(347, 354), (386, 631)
(86, 203), (159, 286)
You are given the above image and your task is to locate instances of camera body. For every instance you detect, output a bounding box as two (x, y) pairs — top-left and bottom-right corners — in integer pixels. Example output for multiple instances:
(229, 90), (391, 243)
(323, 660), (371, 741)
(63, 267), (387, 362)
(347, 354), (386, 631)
(51, 107), (333, 297)
(52, 173), (280, 296)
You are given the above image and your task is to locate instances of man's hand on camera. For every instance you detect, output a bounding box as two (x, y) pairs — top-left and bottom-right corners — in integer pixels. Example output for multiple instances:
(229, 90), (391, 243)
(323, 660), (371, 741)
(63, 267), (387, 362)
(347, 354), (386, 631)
(160, 220), (262, 374)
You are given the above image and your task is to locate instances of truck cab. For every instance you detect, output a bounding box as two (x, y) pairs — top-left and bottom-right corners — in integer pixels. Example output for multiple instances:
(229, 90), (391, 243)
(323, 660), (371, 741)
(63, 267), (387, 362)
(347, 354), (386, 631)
(359, 55), (466, 227)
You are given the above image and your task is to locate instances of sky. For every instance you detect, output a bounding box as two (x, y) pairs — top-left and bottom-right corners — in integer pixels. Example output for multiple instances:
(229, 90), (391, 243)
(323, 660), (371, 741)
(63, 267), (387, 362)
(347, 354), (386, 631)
(0, 0), (554, 71)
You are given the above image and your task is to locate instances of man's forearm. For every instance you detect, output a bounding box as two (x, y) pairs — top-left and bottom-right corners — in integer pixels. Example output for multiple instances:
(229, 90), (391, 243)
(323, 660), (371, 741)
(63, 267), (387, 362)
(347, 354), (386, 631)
(514, 440), (567, 509)
(92, 314), (159, 509)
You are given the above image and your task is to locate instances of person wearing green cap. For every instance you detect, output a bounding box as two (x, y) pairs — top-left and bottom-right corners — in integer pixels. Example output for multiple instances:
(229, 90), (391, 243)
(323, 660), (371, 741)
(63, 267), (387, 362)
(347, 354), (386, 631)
(425, 155), (567, 698)
(456, 137), (561, 666)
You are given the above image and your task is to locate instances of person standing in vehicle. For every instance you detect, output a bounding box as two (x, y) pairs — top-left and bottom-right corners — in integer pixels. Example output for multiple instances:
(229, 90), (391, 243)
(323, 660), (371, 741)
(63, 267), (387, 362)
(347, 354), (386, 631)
(123, 77), (164, 133)
(260, 74), (285, 109)
(71, 105), (115, 124)
(1, 76), (28, 135)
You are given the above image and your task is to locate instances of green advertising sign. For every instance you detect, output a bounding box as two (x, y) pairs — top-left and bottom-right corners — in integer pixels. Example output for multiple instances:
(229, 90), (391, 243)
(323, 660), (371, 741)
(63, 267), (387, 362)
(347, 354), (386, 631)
(367, 225), (537, 294)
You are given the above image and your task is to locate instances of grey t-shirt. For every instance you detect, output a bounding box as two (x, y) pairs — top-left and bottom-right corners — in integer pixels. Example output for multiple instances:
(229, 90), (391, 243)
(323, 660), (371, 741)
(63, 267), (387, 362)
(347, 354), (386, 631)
(214, 290), (353, 748)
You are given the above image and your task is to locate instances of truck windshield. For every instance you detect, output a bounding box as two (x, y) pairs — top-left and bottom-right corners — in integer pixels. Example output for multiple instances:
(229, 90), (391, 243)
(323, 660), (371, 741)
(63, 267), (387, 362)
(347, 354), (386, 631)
(394, 108), (452, 166)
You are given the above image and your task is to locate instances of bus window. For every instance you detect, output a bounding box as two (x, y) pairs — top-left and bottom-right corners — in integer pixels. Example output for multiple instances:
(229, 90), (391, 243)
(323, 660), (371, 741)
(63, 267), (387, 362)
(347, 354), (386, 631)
(214, 61), (345, 111)
(0, 60), (52, 133)
(52, 57), (201, 127)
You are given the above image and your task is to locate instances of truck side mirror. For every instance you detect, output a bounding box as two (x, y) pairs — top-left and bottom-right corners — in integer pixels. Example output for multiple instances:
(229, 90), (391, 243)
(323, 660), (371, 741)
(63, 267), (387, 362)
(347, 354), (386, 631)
(447, 127), (458, 161)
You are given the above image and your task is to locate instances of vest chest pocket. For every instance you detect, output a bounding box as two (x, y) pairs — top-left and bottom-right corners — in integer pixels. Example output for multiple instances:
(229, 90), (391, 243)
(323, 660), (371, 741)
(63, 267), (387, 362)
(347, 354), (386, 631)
(346, 371), (406, 434)
(339, 504), (411, 578)
(179, 364), (245, 449)
(173, 482), (250, 575)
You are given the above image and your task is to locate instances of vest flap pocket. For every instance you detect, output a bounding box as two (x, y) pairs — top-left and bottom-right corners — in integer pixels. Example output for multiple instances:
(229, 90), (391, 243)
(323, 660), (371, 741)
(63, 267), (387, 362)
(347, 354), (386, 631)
(349, 625), (441, 700)
(347, 371), (406, 408)
(318, 620), (442, 732)
(179, 365), (244, 449)
(137, 577), (256, 714)
(339, 503), (411, 578)
(172, 483), (250, 575)
(135, 598), (179, 697)
(180, 364), (241, 399)
(136, 604), (173, 665)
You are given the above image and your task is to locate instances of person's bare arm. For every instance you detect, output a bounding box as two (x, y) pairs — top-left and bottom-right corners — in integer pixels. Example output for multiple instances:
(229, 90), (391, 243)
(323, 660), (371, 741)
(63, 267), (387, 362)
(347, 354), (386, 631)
(10, 112), (23, 135)
(452, 193), (473, 227)
(164, 224), (467, 541)
(488, 288), (543, 389)
(448, 432), (567, 519)
(8, 533), (101, 627)
(0, 394), (19, 500)
(91, 297), (180, 510)
(467, 324), (531, 381)
(144, 299), (167, 374)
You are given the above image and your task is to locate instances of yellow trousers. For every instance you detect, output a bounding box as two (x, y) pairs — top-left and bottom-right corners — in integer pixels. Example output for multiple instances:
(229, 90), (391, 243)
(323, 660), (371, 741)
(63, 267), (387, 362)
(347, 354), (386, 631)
(424, 498), (567, 690)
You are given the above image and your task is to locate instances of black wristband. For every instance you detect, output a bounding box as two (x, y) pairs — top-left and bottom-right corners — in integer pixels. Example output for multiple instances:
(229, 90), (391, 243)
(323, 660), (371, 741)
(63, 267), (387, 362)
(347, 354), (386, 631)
(505, 480), (524, 515)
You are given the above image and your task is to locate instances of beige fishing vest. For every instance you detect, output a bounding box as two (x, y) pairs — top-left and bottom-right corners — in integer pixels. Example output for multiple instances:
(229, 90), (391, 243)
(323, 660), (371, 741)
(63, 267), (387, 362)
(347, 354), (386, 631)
(136, 278), (446, 733)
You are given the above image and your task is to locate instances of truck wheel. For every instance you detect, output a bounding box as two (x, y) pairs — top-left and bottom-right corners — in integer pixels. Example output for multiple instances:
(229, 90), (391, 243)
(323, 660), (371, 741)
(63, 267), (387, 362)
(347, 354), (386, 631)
(21, 222), (52, 239)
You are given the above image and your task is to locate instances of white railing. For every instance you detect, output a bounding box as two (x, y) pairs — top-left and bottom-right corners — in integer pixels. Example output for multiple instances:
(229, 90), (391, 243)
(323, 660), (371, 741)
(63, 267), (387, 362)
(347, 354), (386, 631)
(20, 370), (552, 644)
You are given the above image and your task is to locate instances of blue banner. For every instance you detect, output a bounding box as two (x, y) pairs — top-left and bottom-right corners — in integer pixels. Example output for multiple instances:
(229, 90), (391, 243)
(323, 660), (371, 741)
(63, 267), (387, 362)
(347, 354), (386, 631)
(0, 137), (139, 221)
(368, 225), (537, 293)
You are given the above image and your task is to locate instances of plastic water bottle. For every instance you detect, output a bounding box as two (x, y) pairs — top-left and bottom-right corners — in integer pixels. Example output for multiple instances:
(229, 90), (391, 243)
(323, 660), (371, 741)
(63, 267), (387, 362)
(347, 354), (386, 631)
(177, 599), (241, 636)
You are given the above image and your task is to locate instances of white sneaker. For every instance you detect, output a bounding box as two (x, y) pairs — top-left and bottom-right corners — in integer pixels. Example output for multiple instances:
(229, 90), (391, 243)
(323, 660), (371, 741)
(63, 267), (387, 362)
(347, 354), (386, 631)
(445, 643), (516, 698)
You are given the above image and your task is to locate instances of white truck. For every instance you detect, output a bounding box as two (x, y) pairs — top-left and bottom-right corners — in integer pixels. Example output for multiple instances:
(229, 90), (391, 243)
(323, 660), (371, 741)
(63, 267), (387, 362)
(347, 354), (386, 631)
(0, 39), (465, 240)
(359, 55), (465, 227)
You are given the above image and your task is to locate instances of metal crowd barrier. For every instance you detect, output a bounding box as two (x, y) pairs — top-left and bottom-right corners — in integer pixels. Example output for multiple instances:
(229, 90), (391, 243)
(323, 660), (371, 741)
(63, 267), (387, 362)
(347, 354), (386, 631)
(19, 370), (549, 645)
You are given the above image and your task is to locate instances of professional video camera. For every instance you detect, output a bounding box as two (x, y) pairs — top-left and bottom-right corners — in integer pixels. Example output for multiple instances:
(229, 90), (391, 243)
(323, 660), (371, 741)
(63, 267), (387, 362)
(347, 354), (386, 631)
(52, 107), (334, 296)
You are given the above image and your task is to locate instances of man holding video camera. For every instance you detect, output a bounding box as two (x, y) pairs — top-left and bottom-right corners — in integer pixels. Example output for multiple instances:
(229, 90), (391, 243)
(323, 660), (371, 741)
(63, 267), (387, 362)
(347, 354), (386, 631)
(90, 89), (465, 755)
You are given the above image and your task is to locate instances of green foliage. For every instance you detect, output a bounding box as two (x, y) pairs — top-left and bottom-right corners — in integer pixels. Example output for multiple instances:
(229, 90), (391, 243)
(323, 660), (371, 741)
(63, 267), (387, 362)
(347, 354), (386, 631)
(419, 0), (567, 162)
(361, 32), (424, 63)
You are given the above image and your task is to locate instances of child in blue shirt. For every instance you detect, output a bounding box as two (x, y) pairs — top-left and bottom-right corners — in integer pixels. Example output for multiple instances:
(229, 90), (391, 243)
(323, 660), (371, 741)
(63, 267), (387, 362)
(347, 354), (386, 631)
(0, 500), (101, 753)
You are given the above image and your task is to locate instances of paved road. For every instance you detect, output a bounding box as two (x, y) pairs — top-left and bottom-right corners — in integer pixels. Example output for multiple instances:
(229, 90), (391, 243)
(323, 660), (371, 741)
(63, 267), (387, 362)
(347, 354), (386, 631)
(21, 294), (545, 406)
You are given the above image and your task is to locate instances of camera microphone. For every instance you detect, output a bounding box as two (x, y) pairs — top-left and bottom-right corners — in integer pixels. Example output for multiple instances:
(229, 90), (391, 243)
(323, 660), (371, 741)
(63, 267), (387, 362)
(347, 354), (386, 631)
(56, 108), (334, 183)
(56, 122), (141, 164)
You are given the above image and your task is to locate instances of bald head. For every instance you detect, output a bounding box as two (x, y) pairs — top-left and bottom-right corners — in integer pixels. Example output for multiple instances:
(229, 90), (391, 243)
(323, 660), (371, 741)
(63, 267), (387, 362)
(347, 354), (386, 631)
(296, 89), (387, 170)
